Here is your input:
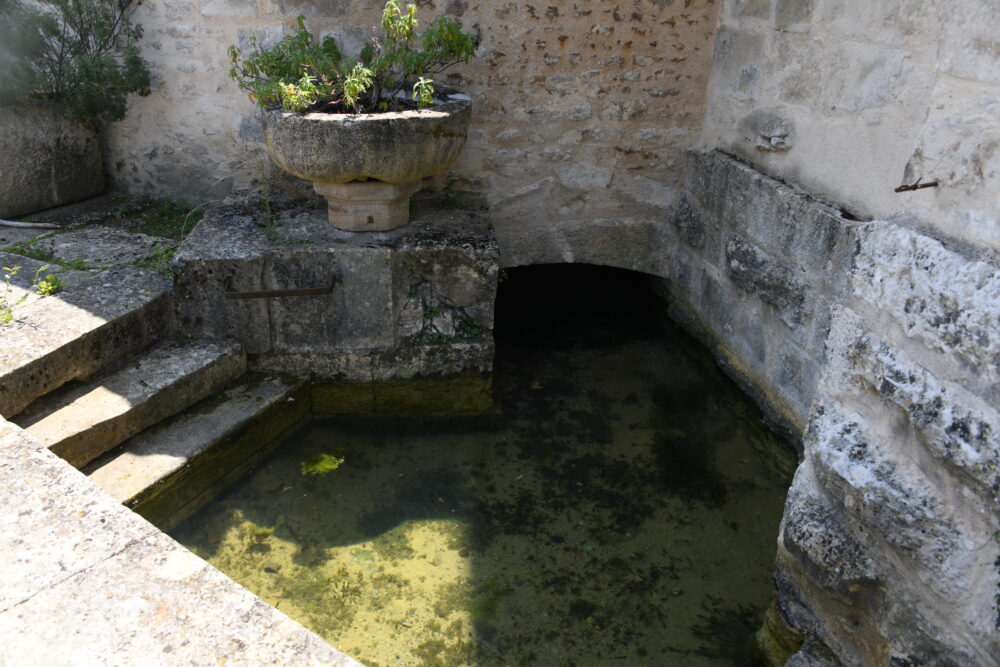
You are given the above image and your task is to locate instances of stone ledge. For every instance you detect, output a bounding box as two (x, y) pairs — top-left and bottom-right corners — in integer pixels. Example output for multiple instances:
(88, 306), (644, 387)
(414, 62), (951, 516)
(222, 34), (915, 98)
(0, 416), (359, 665)
(0, 266), (173, 418)
(174, 199), (499, 381)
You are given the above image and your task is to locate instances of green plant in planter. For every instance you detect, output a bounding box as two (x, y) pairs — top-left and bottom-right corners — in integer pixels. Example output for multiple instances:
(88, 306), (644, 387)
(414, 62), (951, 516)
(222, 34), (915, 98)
(0, 0), (151, 125)
(227, 0), (476, 114)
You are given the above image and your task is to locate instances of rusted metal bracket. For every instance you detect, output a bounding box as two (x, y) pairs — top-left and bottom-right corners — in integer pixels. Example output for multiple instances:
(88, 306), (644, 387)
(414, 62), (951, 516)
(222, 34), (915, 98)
(894, 179), (939, 193)
(224, 279), (335, 300)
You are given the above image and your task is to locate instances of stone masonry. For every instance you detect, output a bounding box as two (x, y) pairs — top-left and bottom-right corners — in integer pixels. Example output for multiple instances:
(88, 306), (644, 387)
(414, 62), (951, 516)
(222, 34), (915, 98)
(173, 197), (498, 381)
(670, 150), (1000, 665)
(776, 220), (999, 665)
(668, 150), (861, 444)
(104, 0), (718, 269)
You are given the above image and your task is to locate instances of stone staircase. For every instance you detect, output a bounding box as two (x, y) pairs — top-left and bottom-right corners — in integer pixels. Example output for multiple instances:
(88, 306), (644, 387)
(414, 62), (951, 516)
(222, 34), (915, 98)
(12, 340), (246, 469)
(0, 262), (173, 418)
(85, 375), (309, 530)
(1, 261), (307, 529)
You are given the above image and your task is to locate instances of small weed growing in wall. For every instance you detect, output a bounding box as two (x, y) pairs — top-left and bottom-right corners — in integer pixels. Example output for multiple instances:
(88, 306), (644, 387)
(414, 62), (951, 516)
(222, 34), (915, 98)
(34, 273), (64, 296)
(101, 198), (199, 241)
(1, 264), (60, 324)
(134, 244), (178, 276)
(228, 0), (476, 114)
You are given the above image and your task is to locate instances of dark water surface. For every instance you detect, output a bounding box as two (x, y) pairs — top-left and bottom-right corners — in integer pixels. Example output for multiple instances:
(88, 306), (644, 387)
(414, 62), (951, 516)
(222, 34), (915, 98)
(171, 265), (796, 666)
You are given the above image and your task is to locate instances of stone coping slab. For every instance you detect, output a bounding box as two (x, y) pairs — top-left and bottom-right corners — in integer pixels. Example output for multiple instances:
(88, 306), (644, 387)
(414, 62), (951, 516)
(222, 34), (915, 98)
(86, 375), (310, 531)
(33, 225), (178, 271)
(0, 416), (360, 666)
(0, 251), (92, 310)
(0, 266), (172, 418)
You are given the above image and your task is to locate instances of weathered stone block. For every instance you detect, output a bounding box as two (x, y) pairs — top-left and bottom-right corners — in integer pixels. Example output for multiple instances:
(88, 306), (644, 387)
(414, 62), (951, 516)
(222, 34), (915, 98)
(730, 0), (772, 20)
(774, 0), (814, 30)
(35, 226), (177, 269)
(557, 217), (669, 276)
(709, 27), (766, 99)
(172, 213), (271, 353)
(851, 221), (1000, 388)
(0, 106), (104, 219)
(845, 326), (999, 504)
(725, 235), (808, 326)
(671, 195), (706, 248)
(0, 266), (172, 418)
(174, 199), (498, 381)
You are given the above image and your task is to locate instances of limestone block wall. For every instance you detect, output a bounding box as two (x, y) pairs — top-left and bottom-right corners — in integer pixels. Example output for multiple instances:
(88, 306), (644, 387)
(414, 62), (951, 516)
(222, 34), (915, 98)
(700, 0), (999, 251)
(0, 107), (105, 218)
(104, 0), (718, 268)
(776, 220), (1000, 665)
(683, 3), (1000, 663)
(672, 149), (1000, 666)
(668, 149), (860, 441)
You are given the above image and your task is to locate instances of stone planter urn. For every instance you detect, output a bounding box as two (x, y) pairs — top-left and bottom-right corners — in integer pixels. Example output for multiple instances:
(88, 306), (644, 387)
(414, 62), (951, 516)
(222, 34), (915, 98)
(262, 96), (471, 232)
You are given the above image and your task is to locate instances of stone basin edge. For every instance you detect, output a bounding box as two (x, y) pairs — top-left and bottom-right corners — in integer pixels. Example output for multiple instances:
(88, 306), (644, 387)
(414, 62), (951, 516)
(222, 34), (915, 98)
(0, 415), (362, 666)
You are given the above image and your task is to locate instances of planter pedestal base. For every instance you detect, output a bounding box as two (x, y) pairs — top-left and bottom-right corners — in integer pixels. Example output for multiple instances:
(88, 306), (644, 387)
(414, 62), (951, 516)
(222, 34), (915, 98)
(314, 180), (421, 232)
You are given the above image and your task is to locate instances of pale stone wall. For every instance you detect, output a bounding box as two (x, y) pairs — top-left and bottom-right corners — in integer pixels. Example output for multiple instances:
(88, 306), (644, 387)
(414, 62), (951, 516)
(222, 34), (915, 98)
(672, 148), (1000, 666)
(687, 3), (1000, 663)
(776, 219), (999, 665)
(700, 0), (1000, 251)
(669, 150), (862, 442)
(105, 0), (719, 268)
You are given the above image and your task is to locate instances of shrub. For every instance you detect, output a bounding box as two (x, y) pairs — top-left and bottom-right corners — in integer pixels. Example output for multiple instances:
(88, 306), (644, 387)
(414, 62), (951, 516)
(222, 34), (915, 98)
(0, 0), (151, 125)
(227, 0), (476, 114)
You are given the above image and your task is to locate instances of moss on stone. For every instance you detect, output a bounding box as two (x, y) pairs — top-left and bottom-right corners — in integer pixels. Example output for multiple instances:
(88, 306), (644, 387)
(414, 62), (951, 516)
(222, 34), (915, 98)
(751, 597), (804, 666)
(312, 375), (493, 417)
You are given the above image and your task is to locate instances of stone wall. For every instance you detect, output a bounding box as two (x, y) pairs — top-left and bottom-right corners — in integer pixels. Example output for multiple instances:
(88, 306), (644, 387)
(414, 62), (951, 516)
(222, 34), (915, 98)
(776, 219), (999, 665)
(105, 0), (718, 268)
(671, 149), (1000, 666)
(668, 149), (860, 442)
(0, 107), (105, 218)
(700, 0), (999, 251)
(680, 3), (1000, 663)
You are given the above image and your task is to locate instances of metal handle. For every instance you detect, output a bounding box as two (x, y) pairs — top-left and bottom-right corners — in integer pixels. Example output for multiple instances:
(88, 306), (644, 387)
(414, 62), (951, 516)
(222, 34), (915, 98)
(224, 279), (335, 300)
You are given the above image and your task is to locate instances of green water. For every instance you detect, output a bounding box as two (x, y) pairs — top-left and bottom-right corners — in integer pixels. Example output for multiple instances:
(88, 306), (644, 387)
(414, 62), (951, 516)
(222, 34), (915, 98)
(171, 266), (797, 666)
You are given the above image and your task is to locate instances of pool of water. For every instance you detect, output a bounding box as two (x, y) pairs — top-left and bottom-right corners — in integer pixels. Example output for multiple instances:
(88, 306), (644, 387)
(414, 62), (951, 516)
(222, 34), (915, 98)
(171, 266), (797, 666)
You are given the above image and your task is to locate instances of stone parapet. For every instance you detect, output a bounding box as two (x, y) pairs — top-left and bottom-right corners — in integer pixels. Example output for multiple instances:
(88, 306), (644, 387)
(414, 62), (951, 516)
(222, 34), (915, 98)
(0, 416), (360, 665)
(674, 150), (999, 664)
(773, 219), (1000, 665)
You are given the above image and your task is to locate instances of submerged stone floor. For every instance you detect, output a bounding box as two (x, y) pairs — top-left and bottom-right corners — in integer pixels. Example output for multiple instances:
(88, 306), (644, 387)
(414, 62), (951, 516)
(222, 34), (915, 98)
(171, 266), (797, 666)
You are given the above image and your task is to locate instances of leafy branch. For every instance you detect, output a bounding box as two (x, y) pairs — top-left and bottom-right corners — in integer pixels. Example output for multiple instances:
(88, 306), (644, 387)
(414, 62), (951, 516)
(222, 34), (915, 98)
(227, 0), (476, 114)
(0, 0), (151, 125)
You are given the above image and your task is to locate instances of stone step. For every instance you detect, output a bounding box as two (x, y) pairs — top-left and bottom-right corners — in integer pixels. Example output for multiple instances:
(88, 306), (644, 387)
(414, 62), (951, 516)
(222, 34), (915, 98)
(0, 252), (93, 312)
(0, 265), (173, 418)
(85, 375), (308, 531)
(12, 340), (246, 469)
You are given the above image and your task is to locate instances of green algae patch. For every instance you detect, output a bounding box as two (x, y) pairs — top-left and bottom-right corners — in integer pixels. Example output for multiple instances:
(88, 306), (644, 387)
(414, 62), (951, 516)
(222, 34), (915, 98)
(751, 597), (804, 666)
(301, 452), (344, 475)
(130, 380), (310, 532)
(310, 382), (374, 414)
